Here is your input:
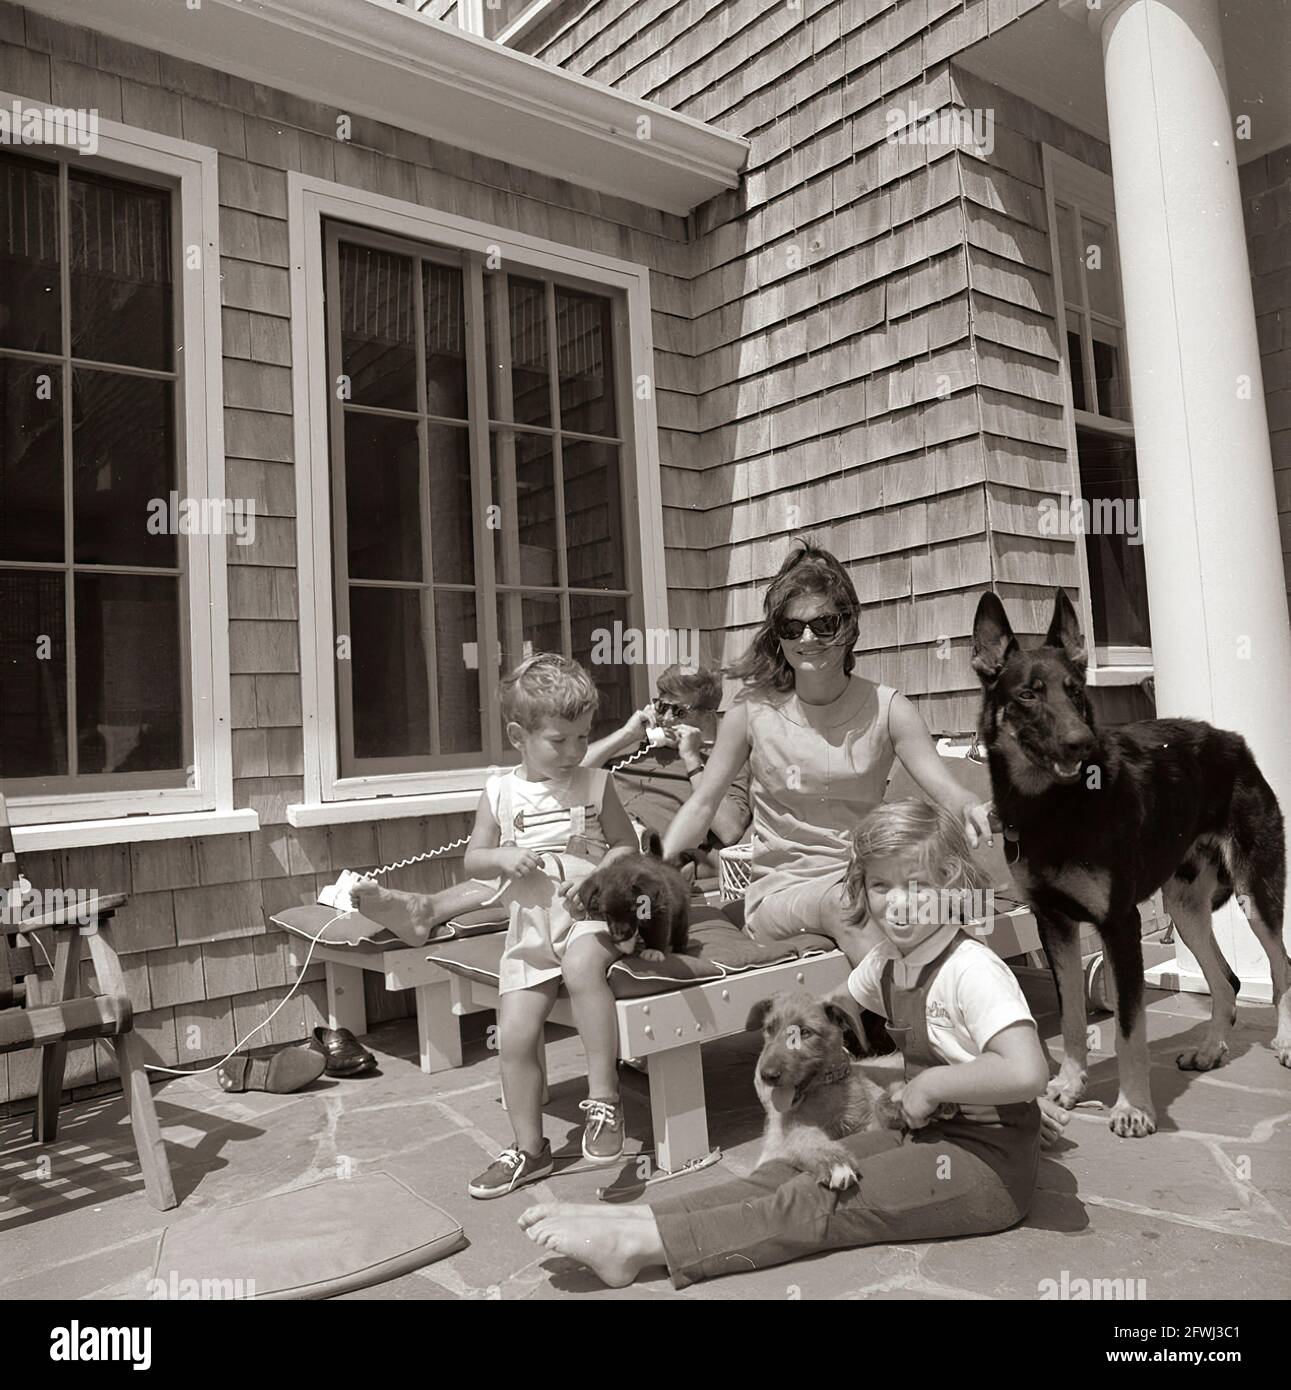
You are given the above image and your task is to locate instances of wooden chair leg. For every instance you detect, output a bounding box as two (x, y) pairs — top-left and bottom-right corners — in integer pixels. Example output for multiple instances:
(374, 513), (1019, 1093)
(113, 1031), (176, 1211)
(33, 1041), (68, 1145)
(33, 928), (82, 1144)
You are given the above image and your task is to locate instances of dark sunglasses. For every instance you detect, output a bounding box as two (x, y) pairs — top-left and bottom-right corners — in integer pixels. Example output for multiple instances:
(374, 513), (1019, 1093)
(652, 699), (695, 719)
(773, 612), (848, 641)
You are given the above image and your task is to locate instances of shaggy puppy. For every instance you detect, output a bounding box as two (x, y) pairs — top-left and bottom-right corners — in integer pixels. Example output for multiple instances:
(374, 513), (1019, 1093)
(746, 991), (901, 1189)
(582, 831), (690, 958)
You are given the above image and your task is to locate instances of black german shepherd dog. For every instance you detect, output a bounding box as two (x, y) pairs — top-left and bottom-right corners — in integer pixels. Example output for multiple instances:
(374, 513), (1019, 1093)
(972, 588), (1289, 1138)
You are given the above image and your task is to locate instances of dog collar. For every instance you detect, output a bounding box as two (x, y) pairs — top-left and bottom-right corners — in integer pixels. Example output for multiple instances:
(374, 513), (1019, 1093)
(801, 1059), (851, 1099)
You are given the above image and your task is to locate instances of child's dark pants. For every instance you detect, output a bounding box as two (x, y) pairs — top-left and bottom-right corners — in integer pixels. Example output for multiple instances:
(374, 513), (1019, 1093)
(650, 1120), (1033, 1289)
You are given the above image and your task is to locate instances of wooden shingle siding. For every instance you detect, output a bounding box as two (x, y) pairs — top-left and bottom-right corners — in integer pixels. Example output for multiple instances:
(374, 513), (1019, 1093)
(514, 2), (1100, 734)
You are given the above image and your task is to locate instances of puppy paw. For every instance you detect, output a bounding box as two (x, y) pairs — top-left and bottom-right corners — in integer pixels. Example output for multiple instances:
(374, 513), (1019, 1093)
(639, 948), (665, 962)
(1273, 1034), (1291, 1069)
(1045, 1069), (1087, 1110)
(826, 1161), (858, 1190)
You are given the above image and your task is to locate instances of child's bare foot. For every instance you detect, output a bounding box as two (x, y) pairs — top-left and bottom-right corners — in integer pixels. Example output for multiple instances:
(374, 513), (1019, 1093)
(348, 877), (497, 946)
(522, 1213), (665, 1288)
(1039, 1094), (1071, 1149)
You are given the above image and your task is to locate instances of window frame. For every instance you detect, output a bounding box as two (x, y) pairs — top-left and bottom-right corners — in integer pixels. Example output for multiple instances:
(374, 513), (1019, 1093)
(1, 95), (236, 830)
(288, 173), (668, 818)
(1042, 145), (1151, 678)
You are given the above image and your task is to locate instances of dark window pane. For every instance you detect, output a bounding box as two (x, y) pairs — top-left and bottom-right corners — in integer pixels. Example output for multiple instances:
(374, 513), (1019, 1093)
(424, 261), (468, 419)
(349, 586), (429, 759)
(508, 277), (550, 428)
(571, 593), (632, 741)
(556, 288), (616, 436)
(1066, 327), (1087, 413)
(0, 359), (63, 561)
(428, 423), (474, 583)
(0, 570), (66, 777)
(1075, 429), (1151, 649)
(73, 369), (176, 566)
(491, 429), (558, 586)
(434, 588), (481, 753)
(69, 170), (172, 371)
(1091, 331), (1128, 422)
(563, 440), (624, 590)
(339, 242), (417, 411)
(344, 412), (421, 581)
(75, 573), (184, 774)
(496, 589), (562, 741)
(0, 152), (60, 354)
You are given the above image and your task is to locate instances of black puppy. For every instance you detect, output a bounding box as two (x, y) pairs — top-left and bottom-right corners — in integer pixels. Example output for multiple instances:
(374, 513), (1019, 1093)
(582, 831), (690, 958)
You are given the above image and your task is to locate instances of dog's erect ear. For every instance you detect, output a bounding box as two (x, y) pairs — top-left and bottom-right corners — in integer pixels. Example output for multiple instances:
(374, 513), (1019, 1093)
(745, 998), (774, 1033)
(823, 1003), (867, 1057)
(643, 830), (664, 860)
(971, 592), (1019, 684)
(1043, 587), (1087, 674)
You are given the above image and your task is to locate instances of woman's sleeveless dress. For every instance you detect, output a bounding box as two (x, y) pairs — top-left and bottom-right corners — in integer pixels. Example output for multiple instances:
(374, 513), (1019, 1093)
(743, 676), (897, 939)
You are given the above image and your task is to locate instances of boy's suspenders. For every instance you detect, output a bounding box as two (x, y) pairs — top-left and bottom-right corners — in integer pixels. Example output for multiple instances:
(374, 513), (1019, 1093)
(496, 774), (516, 848)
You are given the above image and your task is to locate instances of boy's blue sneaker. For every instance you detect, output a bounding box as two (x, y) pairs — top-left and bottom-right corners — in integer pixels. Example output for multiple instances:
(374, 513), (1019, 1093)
(579, 1098), (624, 1163)
(468, 1140), (553, 1199)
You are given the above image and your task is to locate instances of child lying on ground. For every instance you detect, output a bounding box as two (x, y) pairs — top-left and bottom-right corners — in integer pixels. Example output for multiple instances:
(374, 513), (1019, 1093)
(516, 799), (1053, 1288)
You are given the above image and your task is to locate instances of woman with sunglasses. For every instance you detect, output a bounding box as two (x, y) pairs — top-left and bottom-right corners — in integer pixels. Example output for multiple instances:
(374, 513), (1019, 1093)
(661, 541), (994, 965)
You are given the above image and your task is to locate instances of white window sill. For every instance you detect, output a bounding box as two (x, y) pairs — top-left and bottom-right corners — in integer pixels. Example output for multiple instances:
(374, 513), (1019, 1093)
(1085, 665), (1154, 687)
(288, 792), (481, 827)
(12, 808), (261, 853)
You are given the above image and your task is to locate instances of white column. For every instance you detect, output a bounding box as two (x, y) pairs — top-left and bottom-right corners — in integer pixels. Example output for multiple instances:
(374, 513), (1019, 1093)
(1082, 0), (1291, 998)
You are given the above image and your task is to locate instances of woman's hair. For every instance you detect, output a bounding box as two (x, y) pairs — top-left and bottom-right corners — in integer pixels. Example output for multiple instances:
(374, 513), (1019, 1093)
(726, 539), (861, 699)
(843, 799), (991, 927)
(500, 652), (599, 731)
(655, 664), (723, 710)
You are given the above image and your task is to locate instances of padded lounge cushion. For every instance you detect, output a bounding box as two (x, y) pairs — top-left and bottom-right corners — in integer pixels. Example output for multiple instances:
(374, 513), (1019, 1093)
(425, 912), (837, 999)
(150, 1172), (464, 1300)
(272, 901), (509, 947)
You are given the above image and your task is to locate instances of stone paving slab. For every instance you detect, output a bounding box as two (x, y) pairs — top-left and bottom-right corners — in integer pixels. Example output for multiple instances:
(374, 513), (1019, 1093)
(3, 982), (1289, 1301)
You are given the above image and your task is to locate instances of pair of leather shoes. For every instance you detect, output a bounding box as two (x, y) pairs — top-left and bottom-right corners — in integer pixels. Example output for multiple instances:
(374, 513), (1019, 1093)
(309, 1026), (377, 1077)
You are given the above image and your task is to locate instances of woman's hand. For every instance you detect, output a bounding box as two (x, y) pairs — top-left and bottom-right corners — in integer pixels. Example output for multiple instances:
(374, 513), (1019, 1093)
(962, 800), (995, 850)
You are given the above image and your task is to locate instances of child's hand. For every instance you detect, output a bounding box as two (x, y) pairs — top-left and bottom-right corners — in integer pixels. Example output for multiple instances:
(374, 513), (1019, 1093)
(499, 848), (543, 879)
(639, 948), (665, 961)
(889, 1076), (941, 1130)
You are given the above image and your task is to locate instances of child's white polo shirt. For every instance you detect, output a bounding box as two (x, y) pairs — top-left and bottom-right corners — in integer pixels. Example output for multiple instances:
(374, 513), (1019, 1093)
(847, 925), (1037, 1064)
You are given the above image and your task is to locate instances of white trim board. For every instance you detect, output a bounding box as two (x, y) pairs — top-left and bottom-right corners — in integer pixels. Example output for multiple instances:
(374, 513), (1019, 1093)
(0, 98), (240, 834)
(30, 0), (747, 215)
(288, 172), (669, 814)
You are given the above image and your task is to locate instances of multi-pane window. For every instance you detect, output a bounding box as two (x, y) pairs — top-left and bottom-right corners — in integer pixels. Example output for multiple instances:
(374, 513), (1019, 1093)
(401, 0), (558, 44)
(1051, 179), (1152, 655)
(0, 151), (187, 791)
(324, 223), (634, 777)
